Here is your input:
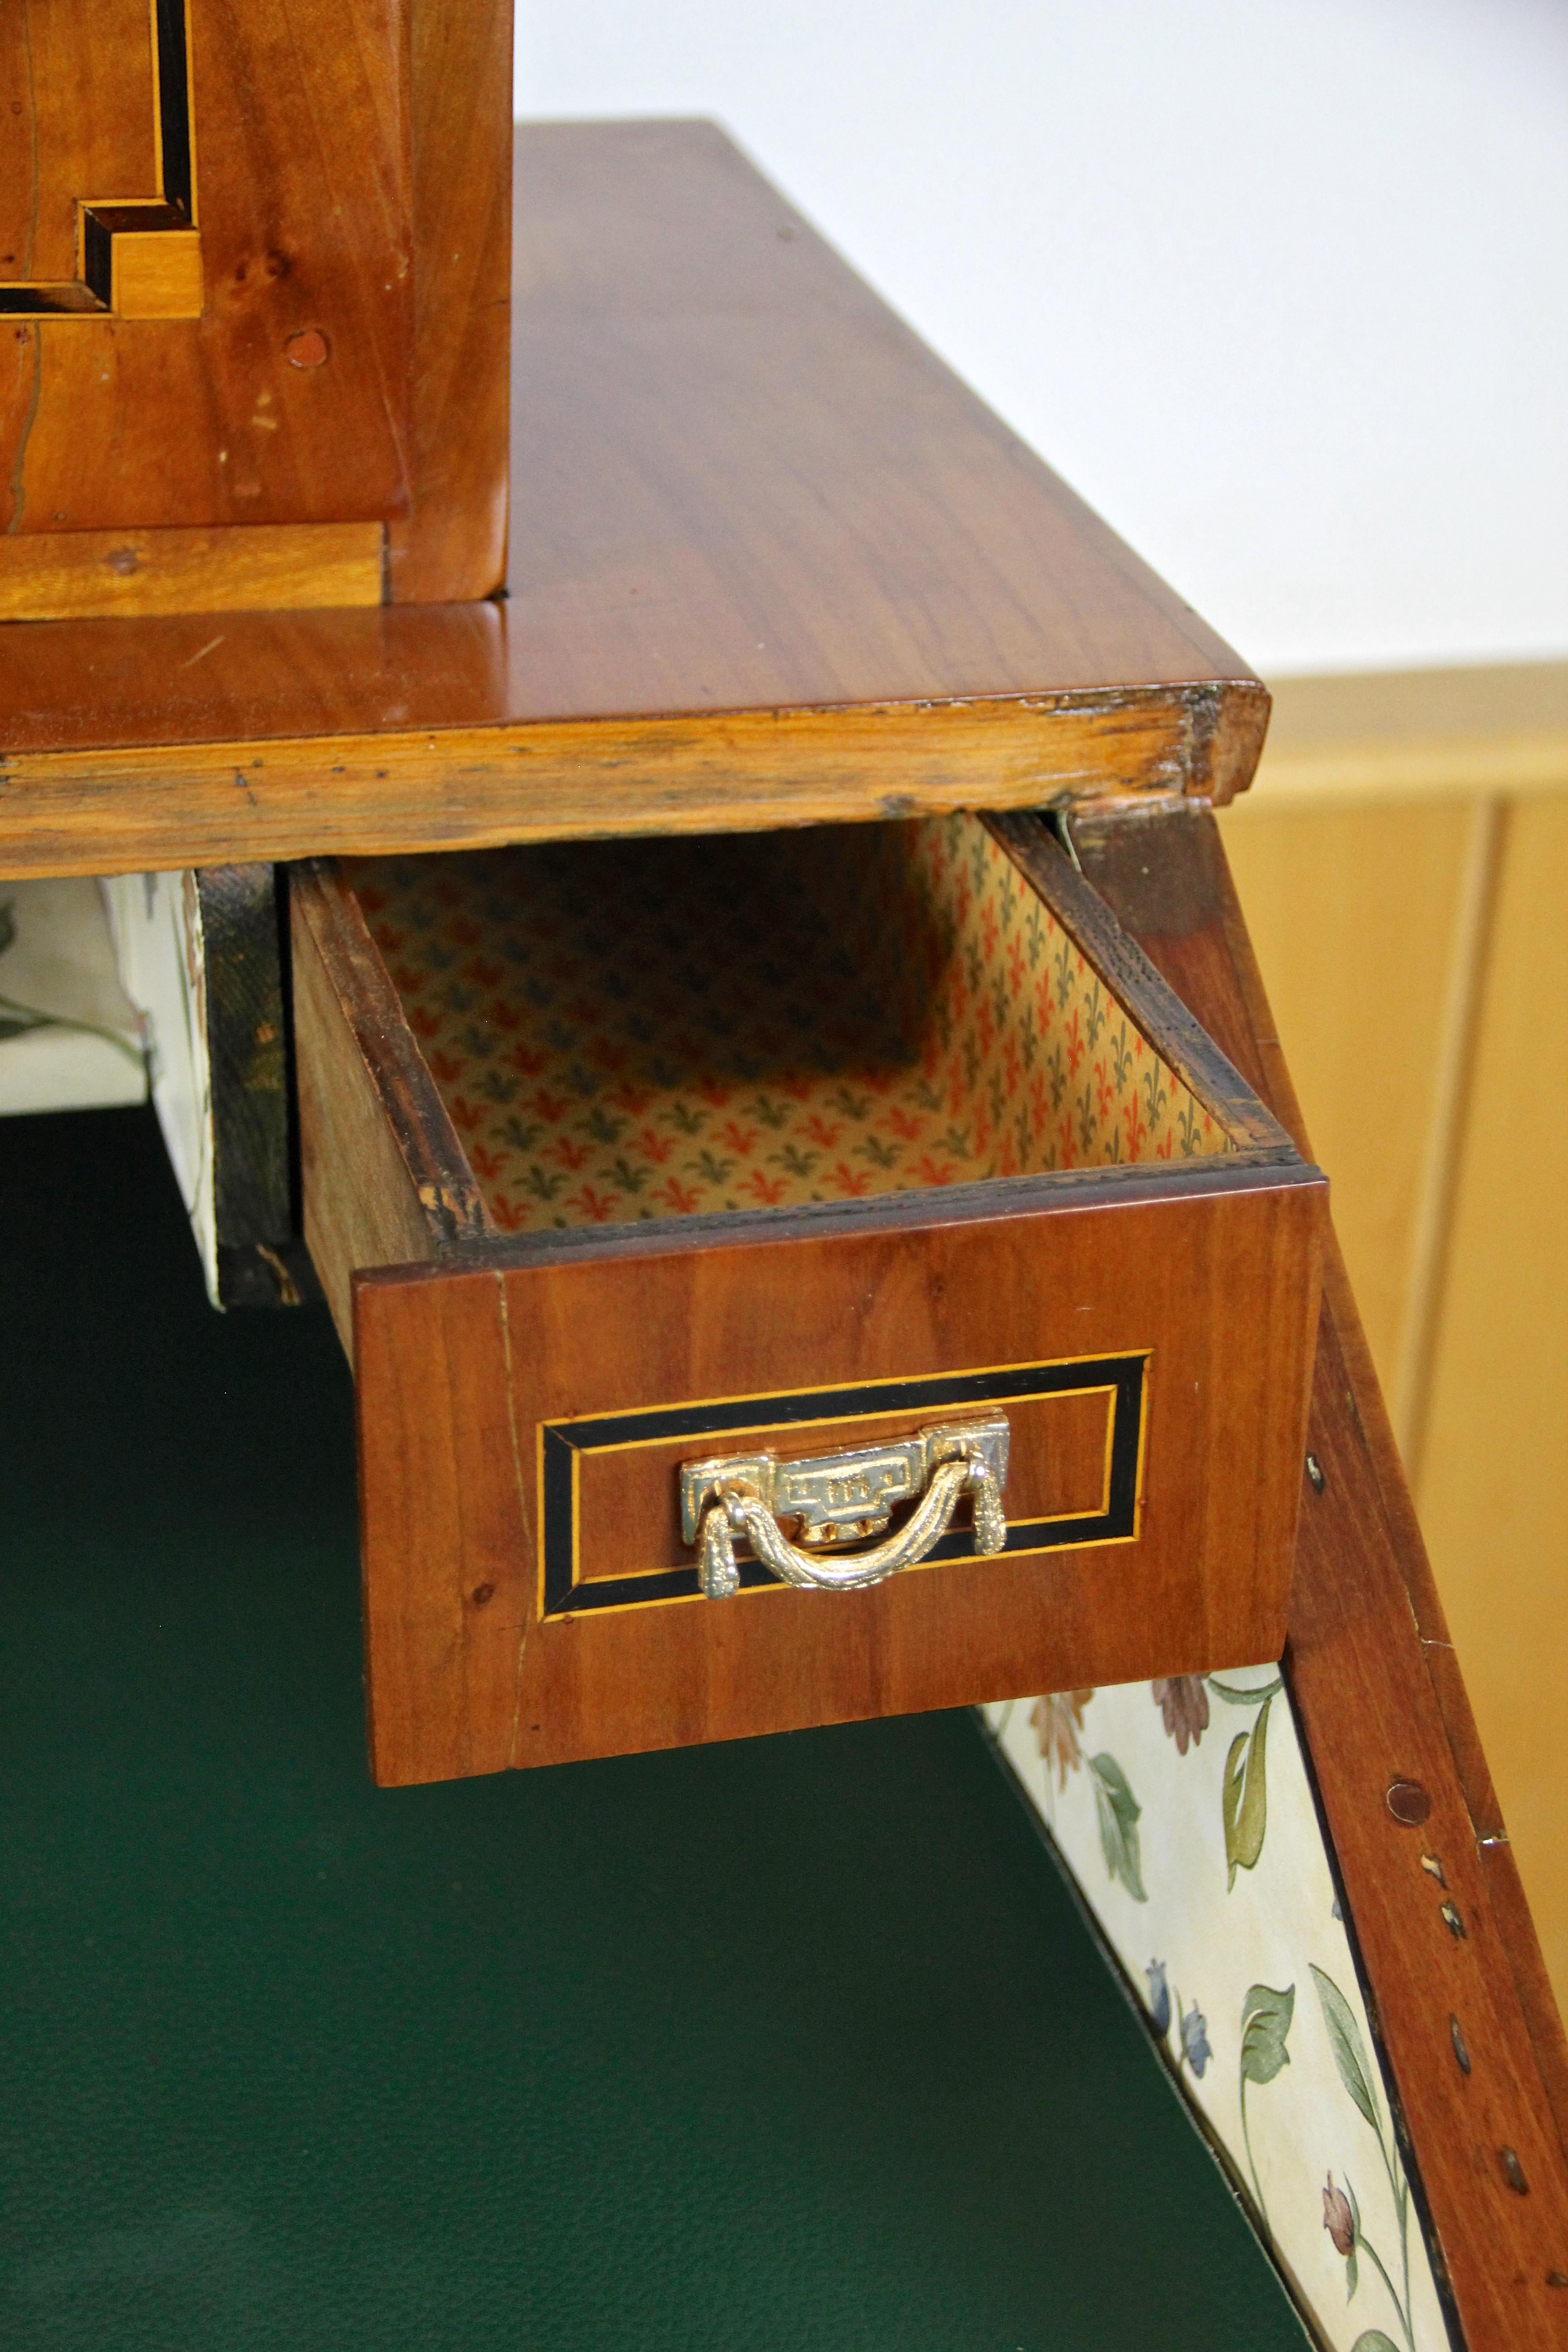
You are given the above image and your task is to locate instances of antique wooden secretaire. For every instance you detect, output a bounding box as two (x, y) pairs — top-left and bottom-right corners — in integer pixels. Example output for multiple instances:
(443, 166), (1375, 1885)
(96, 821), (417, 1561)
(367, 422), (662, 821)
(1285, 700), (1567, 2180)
(2, 15), (1565, 2346)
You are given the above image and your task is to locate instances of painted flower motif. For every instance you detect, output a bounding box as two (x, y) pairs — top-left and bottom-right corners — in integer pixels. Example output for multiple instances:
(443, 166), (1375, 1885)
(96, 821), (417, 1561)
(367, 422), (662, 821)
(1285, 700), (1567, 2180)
(1145, 1960), (1171, 2039)
(1152, 1676), (1211, 1755)
(1031, 1689), (1094, 1788)
(1322, 2172), (1355, 2256)
(1180, 1999), (1212, 2079)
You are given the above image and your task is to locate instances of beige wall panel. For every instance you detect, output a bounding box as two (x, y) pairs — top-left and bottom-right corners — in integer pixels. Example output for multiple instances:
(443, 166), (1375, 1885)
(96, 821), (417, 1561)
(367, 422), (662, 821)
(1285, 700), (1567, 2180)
(1259, 662), (1568, 807)
(1218, 799), (1473, 1395)
(1418, 797), (1568, 2011)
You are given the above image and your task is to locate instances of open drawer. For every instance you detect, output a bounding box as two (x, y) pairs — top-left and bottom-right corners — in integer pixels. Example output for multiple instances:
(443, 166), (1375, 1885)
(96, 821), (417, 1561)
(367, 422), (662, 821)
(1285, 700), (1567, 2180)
(291, 813), (1325, 1786)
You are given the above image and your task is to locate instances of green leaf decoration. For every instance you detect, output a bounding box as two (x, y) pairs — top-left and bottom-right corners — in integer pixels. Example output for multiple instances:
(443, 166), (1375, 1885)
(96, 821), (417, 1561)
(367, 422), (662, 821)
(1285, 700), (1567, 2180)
(1346, 2244), (1359, 2301)
(1311, 1963), (1381, 2134)
(1206, 1674), (1284, 1706)
(0, 900), (15, 958)
(1221, 1691), (1273, 1889)
(0, 1014), (46, 1041)
(1239, 1982), (1294, 2085)
(1088, 1752), (1147, 1902)
(1350, 2335), (1400, 2352)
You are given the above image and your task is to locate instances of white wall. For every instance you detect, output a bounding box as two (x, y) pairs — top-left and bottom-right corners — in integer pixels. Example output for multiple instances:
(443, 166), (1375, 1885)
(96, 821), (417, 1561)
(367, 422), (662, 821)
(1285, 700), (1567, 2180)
(516, 0), (1568, 678)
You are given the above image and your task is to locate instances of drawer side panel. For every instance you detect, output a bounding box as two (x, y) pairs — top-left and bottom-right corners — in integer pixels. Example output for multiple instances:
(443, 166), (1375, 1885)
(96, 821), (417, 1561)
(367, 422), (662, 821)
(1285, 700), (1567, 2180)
(292, 871), (443, 1352)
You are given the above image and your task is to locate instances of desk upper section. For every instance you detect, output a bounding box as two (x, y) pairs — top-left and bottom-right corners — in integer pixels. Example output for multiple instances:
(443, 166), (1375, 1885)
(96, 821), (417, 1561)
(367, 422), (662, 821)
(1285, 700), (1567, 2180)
(0, 120), (1265, 879)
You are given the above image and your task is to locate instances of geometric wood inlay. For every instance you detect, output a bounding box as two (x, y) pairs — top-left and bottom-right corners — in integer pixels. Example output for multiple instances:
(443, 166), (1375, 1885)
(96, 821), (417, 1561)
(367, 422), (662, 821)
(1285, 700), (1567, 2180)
(0, 0), (200, 319)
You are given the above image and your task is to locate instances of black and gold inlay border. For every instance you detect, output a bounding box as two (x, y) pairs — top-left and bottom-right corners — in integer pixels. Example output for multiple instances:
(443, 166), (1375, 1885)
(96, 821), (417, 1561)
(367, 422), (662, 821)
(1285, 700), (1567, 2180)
(539, 1352), (1149, 1620)
(0, 0), (196, 318)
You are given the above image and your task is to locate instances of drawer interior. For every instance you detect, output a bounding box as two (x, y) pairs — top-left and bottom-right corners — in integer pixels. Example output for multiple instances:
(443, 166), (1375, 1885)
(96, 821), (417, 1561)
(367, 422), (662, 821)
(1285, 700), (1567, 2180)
(344, 814), (1235, 1236)
(290, 808), (1324, 1782)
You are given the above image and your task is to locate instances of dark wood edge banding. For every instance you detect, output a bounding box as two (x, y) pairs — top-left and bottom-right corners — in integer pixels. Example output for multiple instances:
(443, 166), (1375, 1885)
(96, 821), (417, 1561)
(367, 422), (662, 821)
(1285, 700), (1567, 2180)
(349, 1151), (1322, 1294)
(984, 810), (1304, 1160)
(1184, 676), (1272, 807)
(288, 859), (491, 1250)
(195, 865), (292, 1252)
(192, 861), (326, 1307)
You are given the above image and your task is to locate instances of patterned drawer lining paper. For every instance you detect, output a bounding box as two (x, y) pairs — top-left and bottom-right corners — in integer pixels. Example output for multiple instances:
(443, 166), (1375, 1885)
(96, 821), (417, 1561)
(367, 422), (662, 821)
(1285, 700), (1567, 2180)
(348, 815), (1234, 1236)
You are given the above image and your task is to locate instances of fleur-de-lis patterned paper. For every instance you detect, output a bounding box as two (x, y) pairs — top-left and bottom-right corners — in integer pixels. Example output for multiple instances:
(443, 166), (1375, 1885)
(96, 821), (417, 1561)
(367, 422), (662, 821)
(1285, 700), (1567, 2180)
(349, 816), (1231, 1235)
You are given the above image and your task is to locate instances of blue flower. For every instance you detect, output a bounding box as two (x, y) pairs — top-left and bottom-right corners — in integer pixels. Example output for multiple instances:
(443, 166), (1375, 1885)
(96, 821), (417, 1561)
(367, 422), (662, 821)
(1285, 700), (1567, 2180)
(1145, 1960), (1171, 2039)
(1181, 1999), (1212, 2079)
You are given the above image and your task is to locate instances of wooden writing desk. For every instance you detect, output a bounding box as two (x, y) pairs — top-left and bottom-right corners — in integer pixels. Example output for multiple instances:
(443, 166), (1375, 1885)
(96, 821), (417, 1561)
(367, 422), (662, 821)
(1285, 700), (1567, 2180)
(1, 115), (1565, 2349)
(0, 120), (1262, 880)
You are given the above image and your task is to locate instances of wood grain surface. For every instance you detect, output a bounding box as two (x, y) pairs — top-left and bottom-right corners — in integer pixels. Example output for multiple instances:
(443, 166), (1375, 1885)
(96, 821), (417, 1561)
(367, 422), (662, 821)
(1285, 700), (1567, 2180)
(2, 0), (412, 535)
(301, 828), (1322, 1784)
(1416, 797), (1568, 2031)
(0, 524), (384, 621)
(0, 120), (1264, 879)
(1073, 800), (1568, 2351)
(0, 687), (1253, 882)
(984, 813), (1296, 1159)
(0, 2), (157, 288)
(291, 859), (488, 1351)
(355, 1174), (1321, 1785)
(385, 0), (513, 603)
(192, 862), (309, 1306)
(104, 227), (206, 323)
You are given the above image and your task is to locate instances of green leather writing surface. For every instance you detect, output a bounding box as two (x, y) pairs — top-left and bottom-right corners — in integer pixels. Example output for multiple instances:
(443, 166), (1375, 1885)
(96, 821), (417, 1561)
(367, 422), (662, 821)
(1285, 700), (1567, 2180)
(0, 1109), (1305, 2350)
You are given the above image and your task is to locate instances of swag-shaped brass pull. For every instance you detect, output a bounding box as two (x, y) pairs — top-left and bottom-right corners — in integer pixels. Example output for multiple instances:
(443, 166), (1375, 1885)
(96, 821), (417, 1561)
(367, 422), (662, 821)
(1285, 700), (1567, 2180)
(681, 1417), (1009, 1600)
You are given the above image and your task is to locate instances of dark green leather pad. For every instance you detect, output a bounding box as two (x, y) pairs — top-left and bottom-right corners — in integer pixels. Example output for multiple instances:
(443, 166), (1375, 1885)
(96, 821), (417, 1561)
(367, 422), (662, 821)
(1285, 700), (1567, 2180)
(0, 1108), (1305, 2350)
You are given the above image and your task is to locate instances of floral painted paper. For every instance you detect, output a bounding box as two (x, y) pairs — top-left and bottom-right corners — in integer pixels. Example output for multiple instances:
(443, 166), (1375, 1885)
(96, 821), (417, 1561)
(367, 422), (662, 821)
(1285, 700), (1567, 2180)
(348, 815), (1232, 1235)
(985, 1676), (1452, 2351)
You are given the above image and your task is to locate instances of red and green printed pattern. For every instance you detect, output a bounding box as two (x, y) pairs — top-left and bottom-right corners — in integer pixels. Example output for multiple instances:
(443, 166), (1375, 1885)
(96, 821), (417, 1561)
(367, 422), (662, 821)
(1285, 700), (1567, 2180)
(348, 818), (1231, 1235)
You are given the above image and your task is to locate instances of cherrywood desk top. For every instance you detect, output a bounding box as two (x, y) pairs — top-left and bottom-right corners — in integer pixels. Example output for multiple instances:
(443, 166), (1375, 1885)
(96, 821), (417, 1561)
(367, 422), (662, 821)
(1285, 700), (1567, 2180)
(0, 119), (1264, 879)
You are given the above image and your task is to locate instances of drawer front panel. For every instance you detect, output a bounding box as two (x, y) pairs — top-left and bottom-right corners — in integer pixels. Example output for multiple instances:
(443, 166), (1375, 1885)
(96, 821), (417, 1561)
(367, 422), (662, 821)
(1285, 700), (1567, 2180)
(545, 1357), (1145, 1616)
(353, 1176), (1321, 1784)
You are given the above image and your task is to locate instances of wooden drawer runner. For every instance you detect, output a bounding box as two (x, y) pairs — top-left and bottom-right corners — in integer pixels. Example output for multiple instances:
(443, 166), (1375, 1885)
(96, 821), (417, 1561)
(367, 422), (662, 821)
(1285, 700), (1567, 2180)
(291, 813), (1326, 1785)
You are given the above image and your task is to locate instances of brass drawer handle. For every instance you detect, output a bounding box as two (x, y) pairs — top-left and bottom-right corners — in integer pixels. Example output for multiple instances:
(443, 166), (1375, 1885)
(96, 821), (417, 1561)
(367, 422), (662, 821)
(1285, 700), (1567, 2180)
(681, 1417), (1009, 1599)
